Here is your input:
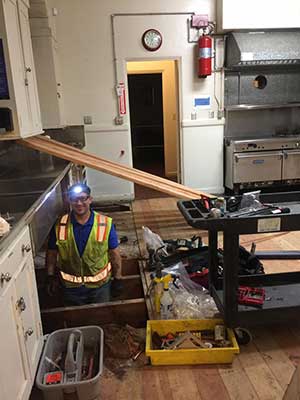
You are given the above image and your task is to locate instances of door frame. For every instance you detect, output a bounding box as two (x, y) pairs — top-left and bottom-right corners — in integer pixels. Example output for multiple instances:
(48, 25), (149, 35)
(126, 58), (182, 183)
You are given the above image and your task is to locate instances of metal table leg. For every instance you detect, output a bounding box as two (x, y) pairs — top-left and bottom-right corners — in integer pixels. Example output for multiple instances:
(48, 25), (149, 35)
(223, 231), (239, 327)
(208, 230), (218, 295)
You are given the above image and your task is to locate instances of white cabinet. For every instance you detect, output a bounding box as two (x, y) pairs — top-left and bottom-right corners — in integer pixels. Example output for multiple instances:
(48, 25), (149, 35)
(217, 0), (300, 31)
(31, 34), (65, 128)
(0, 0), (42, 139)
(0, 226), (43, 400)
(0, 284), (31, 400)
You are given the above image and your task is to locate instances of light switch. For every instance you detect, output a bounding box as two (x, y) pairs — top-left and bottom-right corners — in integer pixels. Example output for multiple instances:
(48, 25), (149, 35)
(83, 115), (92, 125)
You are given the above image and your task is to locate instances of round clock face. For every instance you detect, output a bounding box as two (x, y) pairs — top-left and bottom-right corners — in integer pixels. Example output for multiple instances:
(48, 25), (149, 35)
(142, 29), (163, 51)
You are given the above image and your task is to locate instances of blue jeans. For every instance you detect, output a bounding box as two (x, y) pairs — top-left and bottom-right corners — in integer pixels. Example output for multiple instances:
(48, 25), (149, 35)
(63, 281), (111, 306)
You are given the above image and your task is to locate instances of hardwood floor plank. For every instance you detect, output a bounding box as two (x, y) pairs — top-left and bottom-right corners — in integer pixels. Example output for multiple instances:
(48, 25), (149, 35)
(238, 341), (284, 399)
(252, 327), (295, 391)
(272, 326), (300, 366)
(166, 366), (203, 400)
(192, 366), (231, 400)
(142, 367), (174, 400)
(219, 358), (260, 400)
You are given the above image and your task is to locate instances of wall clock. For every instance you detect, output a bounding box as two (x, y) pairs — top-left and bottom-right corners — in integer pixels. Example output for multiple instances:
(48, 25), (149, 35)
(142, 29), (163, 51)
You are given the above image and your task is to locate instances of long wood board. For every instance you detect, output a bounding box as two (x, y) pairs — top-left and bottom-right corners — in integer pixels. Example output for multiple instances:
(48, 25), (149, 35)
(19, 135), (214, 199)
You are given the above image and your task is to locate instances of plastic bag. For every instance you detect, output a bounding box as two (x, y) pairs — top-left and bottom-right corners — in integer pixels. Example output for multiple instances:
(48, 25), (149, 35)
(162, 262), (218, 319)
(240, 190), (263, 210)
(142, 226), (168, 257)
(169, 280), (218, 319)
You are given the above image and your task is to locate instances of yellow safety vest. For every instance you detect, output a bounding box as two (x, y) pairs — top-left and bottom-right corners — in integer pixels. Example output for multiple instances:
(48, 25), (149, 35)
(56, 211), (112, 288)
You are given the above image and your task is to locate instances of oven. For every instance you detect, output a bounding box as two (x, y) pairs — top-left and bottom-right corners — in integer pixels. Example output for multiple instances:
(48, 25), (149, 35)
(224, 30), (300, 192)
(225, 136), (300, 192)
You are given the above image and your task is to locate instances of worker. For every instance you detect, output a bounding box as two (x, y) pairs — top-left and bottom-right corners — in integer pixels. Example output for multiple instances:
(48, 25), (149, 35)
(46, 183), (123, 305)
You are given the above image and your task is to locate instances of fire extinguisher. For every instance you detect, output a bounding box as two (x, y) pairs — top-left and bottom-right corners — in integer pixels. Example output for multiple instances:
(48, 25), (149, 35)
(198, 35), (212, 78)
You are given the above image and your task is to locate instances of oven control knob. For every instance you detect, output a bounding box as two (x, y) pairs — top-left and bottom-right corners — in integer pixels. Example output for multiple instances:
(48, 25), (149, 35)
(296, 142), (300, 148)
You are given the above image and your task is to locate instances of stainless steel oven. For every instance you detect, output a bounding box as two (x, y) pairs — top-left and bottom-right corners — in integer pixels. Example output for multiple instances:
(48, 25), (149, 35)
(225, 136), (300, 192)
(224, 30), (300, 192)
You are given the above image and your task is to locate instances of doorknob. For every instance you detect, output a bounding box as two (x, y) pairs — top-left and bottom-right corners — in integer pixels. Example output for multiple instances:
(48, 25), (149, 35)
(24, 328), (34, 339)
(17, 297), (26, 312)
(1, 272), (12, 284)
(22, 244), (31, 253)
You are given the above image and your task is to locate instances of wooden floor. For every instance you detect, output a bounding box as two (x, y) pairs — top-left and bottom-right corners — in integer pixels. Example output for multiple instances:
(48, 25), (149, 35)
(104, 196), (300, 400)
(32, 197), (300, 400)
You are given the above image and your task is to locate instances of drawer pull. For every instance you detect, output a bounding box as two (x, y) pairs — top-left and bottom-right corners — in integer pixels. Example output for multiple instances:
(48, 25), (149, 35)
(1, 272), (12, 284)
(24, 328), (34, 339)
(22, 244), (31, 254)
(17, 297), (26, 312)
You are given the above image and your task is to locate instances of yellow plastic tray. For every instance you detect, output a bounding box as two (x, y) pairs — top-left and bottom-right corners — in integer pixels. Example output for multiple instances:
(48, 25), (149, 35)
(146, 319), (239, 365)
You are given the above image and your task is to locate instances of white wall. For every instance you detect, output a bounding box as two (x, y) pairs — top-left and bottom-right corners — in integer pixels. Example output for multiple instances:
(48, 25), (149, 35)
(53, 0), (225, 196)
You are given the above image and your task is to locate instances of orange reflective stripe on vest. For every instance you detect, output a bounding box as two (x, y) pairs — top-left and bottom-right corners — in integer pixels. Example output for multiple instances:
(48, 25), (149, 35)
(58, 214), (69, 240)
(60, 262), (112, 284)
(96, 214), (109, 242)
(58, 214), (109, 242)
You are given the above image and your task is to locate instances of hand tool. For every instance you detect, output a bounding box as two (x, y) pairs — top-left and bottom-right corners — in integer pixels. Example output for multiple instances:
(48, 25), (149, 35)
(43, 371), (64, 385)
(238, 286), (265, 308)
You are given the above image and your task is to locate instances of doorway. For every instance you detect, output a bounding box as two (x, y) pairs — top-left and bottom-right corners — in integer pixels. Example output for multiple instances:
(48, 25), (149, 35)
(127, 60), (179, 199)
(128, 73), (164, 176)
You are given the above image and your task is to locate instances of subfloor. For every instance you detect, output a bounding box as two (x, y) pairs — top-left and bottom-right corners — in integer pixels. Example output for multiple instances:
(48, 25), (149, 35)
(32, 197), (300, 400)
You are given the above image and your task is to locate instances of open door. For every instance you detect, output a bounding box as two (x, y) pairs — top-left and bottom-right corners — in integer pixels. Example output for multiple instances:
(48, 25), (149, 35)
(127, 60), (180, 199)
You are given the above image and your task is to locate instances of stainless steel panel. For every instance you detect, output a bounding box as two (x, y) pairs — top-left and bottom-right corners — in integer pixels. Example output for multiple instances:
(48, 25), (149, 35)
(29, 168), (70, 255)
(282, 150), (300, 180)
(0, 177), (56, 196)
(226, 31), (300, 69)
(234, 151), (282, 183)
(225, 72), (300, 106)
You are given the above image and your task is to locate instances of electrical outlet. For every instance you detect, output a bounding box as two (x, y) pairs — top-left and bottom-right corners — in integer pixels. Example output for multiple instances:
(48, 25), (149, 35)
(83, 115), (93, 125)
(114, 116), (124, 125)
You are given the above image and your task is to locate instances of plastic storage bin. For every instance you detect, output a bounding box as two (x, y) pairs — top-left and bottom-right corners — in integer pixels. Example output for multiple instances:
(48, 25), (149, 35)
(36, 326), (103, 400)
(146, 319), (239, 365)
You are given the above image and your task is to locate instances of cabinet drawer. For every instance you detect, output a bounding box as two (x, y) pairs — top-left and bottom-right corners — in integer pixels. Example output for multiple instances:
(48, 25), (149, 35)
(0, 227), (32, 296)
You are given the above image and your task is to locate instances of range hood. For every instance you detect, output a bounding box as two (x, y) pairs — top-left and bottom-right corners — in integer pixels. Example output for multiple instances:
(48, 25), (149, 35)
(226, 31), (300, 69)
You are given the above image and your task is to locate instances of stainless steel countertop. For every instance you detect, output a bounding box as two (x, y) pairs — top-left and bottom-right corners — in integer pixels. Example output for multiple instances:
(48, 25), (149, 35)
(0, 163), (72, 255)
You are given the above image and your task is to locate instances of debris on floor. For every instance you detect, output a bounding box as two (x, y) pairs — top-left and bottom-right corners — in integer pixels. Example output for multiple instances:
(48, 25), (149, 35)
(102, 324), (147, 380)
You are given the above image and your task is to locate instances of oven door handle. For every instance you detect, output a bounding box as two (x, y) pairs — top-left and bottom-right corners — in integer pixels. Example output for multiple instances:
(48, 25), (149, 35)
(235, 152), (282, 163)
(283, 150), (300, 159)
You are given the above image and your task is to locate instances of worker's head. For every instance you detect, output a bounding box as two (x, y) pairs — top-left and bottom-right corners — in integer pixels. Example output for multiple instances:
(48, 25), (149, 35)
(67, 183), (92, 216)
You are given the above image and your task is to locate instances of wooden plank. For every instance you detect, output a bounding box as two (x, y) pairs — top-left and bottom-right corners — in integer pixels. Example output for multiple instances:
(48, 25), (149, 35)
(41, 298), (147, 333)
(19, 135), (214, 199)
(283, 363), (300, 400)
(238, 340), (284, 399)
(252, 327), (295, 391)
(219, 358), (260, 400)
(192, 366), (231, 400)
(166, 366), (203, 400)
(141, 367), (175, 400)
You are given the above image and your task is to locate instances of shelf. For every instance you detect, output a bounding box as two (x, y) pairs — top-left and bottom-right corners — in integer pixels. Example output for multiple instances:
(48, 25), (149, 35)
(226, 103), (300, 111)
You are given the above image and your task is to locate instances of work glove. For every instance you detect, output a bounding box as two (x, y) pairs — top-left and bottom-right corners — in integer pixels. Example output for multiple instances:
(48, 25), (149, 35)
(111, 277), (124, 299)
(46, 274), (60, 296)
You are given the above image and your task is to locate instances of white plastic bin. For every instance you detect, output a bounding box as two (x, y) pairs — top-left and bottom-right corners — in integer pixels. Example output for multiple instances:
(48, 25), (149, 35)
(36, 326), (103, 400)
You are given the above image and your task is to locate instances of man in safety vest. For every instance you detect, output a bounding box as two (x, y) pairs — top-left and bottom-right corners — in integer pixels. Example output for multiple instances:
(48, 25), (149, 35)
(46, 183), (122, 305)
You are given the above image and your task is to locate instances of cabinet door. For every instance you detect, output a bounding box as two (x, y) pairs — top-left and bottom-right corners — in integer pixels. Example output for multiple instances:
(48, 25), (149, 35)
(17, 0), (42, 134)
(2, 0), (31, 133)
(15, 256), (43, 379)
(52, 40), (66, 126)
(0, 283), (31, 400)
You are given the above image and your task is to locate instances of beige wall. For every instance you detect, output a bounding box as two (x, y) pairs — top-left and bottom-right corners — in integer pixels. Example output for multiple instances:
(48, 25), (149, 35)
(127, 60), (178, 177)
(51, 0), (225, 195)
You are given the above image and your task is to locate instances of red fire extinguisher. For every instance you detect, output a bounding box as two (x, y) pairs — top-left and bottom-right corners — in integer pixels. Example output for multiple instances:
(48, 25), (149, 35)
(198, 35), (212, 78)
